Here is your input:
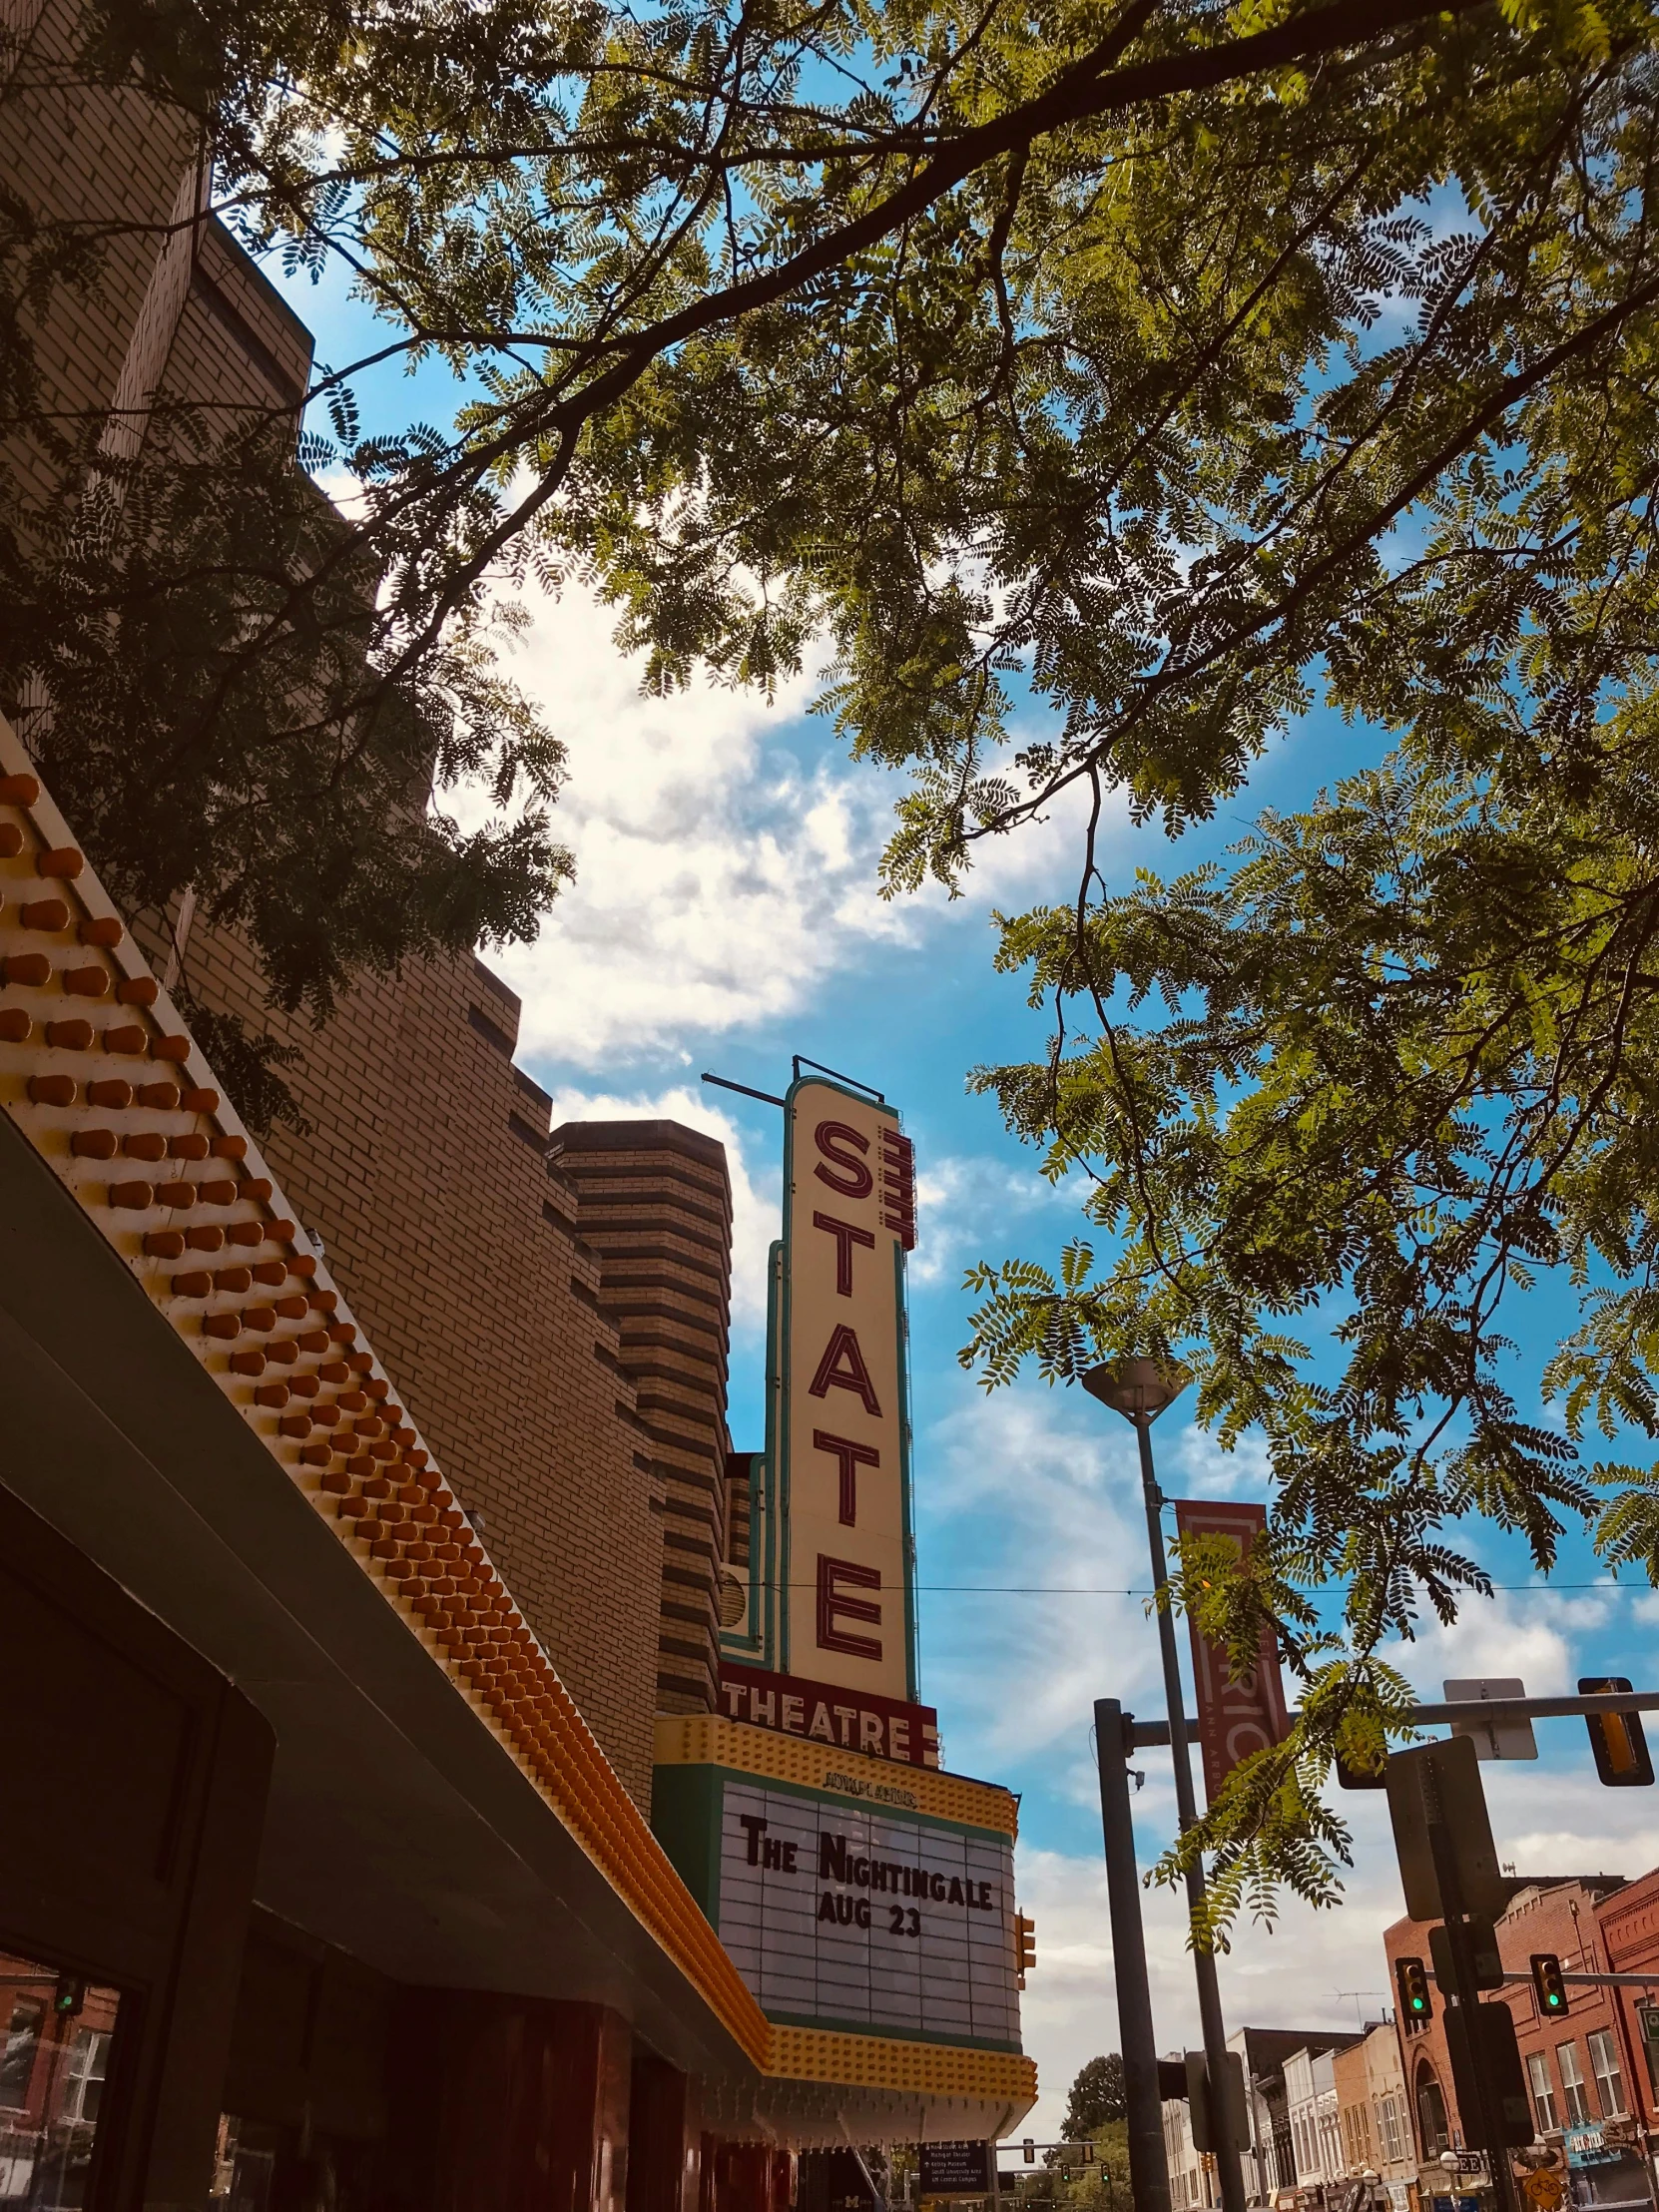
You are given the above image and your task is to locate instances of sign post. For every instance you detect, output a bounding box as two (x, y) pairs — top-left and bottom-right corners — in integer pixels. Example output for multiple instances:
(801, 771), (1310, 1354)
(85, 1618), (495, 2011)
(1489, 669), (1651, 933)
(1094, 1698), (1172, 2212)
(1082, 1366), (1247, 2212)
(1385, 1740), (1528, 2212)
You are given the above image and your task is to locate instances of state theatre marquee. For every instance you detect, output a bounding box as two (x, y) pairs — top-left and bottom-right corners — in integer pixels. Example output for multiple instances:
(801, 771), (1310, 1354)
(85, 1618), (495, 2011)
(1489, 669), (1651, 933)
(652, 1723), (1022, 2052)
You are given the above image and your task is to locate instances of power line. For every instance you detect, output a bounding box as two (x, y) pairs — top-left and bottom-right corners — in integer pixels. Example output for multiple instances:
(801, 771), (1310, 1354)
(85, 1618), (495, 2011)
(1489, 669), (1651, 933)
(738, 1579), (1650, 1596)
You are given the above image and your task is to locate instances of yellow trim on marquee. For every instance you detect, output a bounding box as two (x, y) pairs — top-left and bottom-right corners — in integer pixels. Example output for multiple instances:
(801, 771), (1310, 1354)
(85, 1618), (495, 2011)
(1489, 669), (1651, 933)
(653, 1713), (1018, 1836)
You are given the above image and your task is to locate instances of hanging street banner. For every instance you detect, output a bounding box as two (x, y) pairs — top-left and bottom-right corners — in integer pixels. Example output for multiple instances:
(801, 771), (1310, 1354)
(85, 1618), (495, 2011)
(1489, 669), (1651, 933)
(761, 1074), (918, 1704)
(1170, 1498), (1290, 1806)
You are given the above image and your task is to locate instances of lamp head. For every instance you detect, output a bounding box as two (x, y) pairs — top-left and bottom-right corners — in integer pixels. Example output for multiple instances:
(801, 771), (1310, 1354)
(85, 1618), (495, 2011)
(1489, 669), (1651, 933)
(1081, 1358), (1192, 1423)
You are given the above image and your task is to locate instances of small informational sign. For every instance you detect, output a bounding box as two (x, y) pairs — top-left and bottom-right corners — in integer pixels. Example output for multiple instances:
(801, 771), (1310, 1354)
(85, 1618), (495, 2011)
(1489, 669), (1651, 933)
(1170, 1499), (1289, 1805)
(1521, 2172), (1566, 2209)
(721, 1661), (940, 1768)
(1444, 1677), (1538, 1761)
(1564, 2124), (1615, 2168)
(716, 1778), (1019, 2047)
(918, 2143), (993, 2196)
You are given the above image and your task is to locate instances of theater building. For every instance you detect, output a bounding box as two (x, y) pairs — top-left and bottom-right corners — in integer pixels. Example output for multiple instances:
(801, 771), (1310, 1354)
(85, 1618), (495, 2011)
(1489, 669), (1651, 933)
(0, 8), (1035, 2207)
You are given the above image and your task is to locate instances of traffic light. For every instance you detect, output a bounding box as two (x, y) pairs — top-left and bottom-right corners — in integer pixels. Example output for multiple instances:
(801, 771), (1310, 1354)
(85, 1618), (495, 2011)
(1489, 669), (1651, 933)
(1022, 2142), (1035, 2166)
(1335, 1748), (1386, 1790)
(1531, 1953), (1570, 2017)
(1396, 1955), (1433, 2026)
(1579, 1677), (1654, 1787)
(1014, 1914), (1036, 1988)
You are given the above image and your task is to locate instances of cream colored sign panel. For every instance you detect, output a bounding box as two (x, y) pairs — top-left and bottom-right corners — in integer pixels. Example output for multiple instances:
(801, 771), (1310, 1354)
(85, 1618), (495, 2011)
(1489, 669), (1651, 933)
(784, 1080), (914, 1701)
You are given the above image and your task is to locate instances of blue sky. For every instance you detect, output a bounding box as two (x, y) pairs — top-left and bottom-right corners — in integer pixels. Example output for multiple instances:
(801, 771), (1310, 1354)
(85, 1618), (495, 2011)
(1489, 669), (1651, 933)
(269, 254), (1659, 2138)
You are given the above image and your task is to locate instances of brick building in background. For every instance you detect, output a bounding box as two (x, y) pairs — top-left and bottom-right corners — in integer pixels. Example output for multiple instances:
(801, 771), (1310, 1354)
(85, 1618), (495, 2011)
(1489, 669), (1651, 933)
(1384, 1875), (1659, 2212)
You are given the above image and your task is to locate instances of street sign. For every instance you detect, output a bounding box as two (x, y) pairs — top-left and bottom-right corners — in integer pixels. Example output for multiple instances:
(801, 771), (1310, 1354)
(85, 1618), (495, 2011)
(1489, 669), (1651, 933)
(1183, 2050), (1249, 2156)
(1385, 1737), (1509, 1920)
(1444, 1678), (1538, 1761)
(919, 2143), (993, 2196)
(1443, 2001), (1533, 2151)
(1521, 2173), (1564, 2209)
(1431, 1918), (1504, 1992)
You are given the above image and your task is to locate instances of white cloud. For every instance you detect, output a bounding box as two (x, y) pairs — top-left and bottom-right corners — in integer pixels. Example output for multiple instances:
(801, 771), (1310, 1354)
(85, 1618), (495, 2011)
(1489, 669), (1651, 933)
(1012, 1841), (1407, 2140)
(916, 1387), (1173, 1793)
(454, 581), (1121, 1073)
(913, 1383), (1659, 2141)
(473, 584), (924, 1066)
(910, 1153), (1077, 1288)
(537, 1078), (778, 1330)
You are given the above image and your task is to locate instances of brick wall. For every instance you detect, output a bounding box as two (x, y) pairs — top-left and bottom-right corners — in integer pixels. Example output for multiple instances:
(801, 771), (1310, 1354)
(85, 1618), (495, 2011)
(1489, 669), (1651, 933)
(7, 38), (709, 1805)
(152, 217), (314, 425)
(128, 899), (676, 1808)
(0, 0), (202, 536)
(547, 1123), (734, 1715)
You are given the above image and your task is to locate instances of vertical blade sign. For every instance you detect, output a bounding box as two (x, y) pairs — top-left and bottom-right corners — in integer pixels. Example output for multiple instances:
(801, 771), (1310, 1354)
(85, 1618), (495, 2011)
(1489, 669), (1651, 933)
(782, 1077), (917, 1701)
(1170, 1499), (1290, 1807)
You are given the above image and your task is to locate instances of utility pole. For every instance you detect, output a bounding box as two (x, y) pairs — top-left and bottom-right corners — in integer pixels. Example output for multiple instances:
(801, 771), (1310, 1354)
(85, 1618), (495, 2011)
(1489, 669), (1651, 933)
(1083, 1364), (1247, 2212)
(1387, 1740), (1528, 2212)
(1095, 1697), (1171, 2212)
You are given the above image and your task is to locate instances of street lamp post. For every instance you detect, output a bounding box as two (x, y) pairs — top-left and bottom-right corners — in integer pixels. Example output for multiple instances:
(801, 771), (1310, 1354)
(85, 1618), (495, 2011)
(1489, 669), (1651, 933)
(1083, 1359), (1249, 2212)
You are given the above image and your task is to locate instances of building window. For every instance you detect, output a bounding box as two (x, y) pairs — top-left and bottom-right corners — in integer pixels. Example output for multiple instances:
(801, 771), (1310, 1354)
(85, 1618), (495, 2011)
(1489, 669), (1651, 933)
(1557, 2043), (1591, 2126)
(60, 2028), (110, 2125)
(1527, 2051), (1560, 2133)
(1587, 2030), (1628, 2119)
(0, 1995), (44, 2112)
(1417, 2067), (1451, 2158)
(1378, 2091), (1405, 2165)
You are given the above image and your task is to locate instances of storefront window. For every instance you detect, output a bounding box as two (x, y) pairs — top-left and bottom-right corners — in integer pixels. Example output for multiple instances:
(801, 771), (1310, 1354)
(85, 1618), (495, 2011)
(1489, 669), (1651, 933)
(1526, 2051), (1559, 2133)
(1556, 2043), (1591, 2126)
(0, 1949), (123, 2211)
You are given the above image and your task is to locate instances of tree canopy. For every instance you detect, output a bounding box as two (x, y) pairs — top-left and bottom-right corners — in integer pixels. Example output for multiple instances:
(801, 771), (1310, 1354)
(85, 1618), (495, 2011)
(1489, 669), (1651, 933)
(1063, 2054), (1129, 2137)
(9, 0), (1659, 1927)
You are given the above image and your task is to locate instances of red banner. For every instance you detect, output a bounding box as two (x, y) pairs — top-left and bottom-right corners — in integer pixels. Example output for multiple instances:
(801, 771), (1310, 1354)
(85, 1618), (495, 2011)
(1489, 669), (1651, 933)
(1171, 1499), (1289, 1806)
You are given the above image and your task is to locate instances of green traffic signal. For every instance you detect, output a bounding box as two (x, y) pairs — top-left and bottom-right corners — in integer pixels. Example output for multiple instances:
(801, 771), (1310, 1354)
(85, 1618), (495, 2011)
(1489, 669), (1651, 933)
(1396, 1955), (1432, 2023)
(1531, 1953), (1570, 2016)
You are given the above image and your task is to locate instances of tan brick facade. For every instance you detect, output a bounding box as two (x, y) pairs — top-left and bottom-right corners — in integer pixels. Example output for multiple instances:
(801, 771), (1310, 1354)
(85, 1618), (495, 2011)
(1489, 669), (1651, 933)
(1, 0), (202, 535)
(7, 8), (738, 1803)
(549, 1122), (735, 1717)
(126, 902), (693, 1809)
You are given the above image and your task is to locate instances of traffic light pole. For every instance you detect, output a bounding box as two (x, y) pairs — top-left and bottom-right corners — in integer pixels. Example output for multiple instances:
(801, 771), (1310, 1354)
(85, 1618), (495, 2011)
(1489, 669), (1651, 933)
(1134, 1420), (1249, 2212)
(1420, 1761), (1522, 2212)
(1094, 1698), (1172, 2212)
